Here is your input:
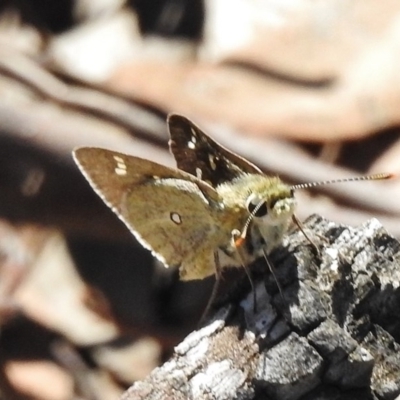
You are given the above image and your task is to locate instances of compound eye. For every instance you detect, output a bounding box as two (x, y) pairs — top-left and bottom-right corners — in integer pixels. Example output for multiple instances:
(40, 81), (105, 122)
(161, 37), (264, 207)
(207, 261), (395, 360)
(247, 196), (268, 217)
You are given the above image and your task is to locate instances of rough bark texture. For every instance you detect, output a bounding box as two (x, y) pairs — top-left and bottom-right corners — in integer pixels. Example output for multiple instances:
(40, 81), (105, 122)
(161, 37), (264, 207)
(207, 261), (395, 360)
(121, 215), (400, 400)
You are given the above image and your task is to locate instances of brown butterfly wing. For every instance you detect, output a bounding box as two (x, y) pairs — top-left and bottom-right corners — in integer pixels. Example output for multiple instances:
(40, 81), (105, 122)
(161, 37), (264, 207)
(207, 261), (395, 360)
(168, 114), (261, 186)
(73, 148), (220, 280)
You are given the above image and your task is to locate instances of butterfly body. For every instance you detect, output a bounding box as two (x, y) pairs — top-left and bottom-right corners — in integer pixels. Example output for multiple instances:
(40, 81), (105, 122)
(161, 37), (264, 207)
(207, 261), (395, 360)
(73, 115), (296, 282)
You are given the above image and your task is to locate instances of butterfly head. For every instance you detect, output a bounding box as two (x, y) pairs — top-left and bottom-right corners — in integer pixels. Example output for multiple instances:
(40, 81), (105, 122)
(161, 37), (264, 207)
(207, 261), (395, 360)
(229, 176), (296, 254)
(246, 188), (296, 224)
(242, 176), (296, 228)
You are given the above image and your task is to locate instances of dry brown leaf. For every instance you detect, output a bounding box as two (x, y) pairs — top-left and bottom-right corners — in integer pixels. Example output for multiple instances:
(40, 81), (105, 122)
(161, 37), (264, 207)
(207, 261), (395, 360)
(5, 360), (73, 400)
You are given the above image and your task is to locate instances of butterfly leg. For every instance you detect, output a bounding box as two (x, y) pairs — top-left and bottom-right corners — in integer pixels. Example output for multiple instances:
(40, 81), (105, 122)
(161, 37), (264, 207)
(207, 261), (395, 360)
(242, 263), (257, 313)
(199, 251), (222, 325)
(262, 248), (287, 308)
(231, 230), (257, 313)
(292, 214), (320, 255)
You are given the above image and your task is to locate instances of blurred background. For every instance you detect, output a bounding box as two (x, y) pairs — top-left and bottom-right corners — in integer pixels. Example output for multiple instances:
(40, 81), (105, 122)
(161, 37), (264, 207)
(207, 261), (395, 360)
(1, 0), (400, 398)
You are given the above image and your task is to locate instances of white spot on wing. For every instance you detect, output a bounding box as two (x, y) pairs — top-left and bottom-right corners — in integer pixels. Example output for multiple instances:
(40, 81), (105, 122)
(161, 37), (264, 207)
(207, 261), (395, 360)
(113, 155), (127, 176)
(170, 212), (182, 225)
(188, 127), (197, 149)
(115, 168), (126, 175)
(190, 128), (197, 141)
(209, 154), (217, 170)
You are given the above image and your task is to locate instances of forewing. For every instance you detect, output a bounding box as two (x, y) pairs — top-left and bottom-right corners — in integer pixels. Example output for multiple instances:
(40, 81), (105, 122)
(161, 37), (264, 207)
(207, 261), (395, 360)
(73, 148), (220, 279)
(168, 114), (262, 186)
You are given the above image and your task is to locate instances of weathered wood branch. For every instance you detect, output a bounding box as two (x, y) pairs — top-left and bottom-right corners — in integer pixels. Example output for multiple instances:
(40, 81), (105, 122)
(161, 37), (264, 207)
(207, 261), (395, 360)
(121, 215), (400, 400)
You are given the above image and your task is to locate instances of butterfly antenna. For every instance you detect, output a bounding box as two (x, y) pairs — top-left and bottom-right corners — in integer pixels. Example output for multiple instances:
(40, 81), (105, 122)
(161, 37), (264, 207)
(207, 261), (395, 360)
(290, 172), (393, 191)
(290, 172), (393, 259)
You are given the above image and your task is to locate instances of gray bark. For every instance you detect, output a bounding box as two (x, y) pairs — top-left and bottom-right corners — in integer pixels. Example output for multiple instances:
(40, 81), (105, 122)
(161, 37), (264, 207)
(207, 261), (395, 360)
(121, 215), (400, 400)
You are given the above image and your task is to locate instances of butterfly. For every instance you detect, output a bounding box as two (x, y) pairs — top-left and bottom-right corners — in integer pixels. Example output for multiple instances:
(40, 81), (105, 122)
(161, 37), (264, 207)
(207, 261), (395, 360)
(73, 115), (391, 315)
